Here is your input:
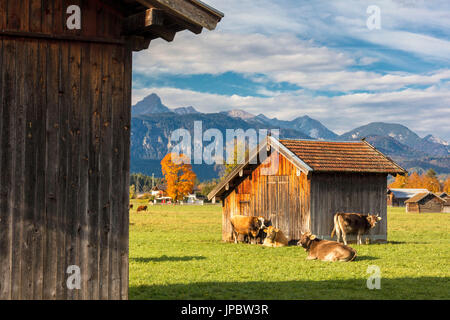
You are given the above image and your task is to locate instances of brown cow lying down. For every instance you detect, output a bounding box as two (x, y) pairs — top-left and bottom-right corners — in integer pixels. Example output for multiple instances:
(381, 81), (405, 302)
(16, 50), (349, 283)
(137, 205), (148, 212)
(299, 232), (357, 262)
(331, 213), (381, 245)
(230, 215), (268, 244)
(262, 226), (289, 247)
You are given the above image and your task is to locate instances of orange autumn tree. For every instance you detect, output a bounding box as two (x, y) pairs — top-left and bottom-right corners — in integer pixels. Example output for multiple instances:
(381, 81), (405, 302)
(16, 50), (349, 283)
(406, 172), (423, 188)
(443, 177), (450, 193)
(422, 169), (440, 193)
(161, 153), (196, 202)
(389, 174), (408, 188)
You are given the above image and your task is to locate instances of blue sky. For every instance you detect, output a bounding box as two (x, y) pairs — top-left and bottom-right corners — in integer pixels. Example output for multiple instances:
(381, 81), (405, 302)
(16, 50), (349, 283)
(132, 0), (450, 140)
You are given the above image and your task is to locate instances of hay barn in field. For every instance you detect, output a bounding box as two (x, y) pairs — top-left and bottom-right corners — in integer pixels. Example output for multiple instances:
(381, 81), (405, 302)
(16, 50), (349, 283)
(0, 0), (222, 300)
(387, 188), (429, 207)
(405, 193), (446, 213)
(208, 137), (407, 244)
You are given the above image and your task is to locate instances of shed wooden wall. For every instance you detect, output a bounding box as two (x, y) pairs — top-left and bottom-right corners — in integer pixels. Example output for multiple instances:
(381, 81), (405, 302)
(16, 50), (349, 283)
(387, 195), (407, 207)
(310, 173), (388, 242)
(0, 0), (123, 41)
(443, 204), (450, 213)
(0, 0), (130, 300)
(407, 195), (444, 213)
(222, 151), (311, 241)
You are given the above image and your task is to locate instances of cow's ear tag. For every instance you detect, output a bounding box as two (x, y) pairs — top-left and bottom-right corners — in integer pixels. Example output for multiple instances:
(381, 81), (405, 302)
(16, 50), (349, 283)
(377, 217), (382, 221)
(310, 235), (316, 240)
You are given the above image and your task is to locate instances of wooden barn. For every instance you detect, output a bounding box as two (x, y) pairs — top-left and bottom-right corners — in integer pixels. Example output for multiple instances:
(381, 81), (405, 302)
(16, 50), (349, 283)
(405, 193), (446, 213)
(0, 0), (222, 300)
(387, 188), (429, 207)
(208, 137), (407, 244)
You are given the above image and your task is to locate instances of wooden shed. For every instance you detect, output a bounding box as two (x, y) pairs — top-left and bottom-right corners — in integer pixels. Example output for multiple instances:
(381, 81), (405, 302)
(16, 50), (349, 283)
(405, 193), (446, 213)
(387, 188), (429, 207)
(0, 0), (222, 300)
(208, 137), (407, 244)
(443, 198), (450, 213)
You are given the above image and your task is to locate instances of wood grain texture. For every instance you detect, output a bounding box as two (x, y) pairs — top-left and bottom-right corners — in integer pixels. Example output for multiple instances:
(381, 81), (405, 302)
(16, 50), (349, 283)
(0, 0), (132, 299)
(0, 0), (221, 299)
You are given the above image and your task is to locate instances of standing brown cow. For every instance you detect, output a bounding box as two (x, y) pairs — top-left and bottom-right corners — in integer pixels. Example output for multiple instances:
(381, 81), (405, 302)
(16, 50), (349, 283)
(230, 215), (268, 244)
(299, 232), (357, 262)
(331, 213), (381, 245)
(137, 205), (148, 213)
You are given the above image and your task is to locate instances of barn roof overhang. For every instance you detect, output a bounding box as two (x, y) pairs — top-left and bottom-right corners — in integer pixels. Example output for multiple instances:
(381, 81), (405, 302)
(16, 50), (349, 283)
(121, 0), (224, 51)
(405, 192), (447, 204)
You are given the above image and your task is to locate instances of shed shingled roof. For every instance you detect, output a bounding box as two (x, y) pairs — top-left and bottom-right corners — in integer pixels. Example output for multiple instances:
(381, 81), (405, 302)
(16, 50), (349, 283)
(279, 139), (406, 174)
(405, 192), (446, 204)
(388, 188), (430, 198)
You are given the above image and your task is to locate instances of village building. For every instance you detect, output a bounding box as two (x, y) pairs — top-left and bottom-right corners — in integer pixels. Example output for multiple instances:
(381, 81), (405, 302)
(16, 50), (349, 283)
(437, 193), (450, 213)
(151, 185), (167, 198)
(387, 188), (429, 207)
(443, 199), (450, 213)
(405, 192), (446, 213)
(208, 137), (407, 244)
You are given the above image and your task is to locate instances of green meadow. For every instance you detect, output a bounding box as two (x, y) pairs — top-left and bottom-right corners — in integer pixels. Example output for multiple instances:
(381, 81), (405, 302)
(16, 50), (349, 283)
(129, 203), (449, 300)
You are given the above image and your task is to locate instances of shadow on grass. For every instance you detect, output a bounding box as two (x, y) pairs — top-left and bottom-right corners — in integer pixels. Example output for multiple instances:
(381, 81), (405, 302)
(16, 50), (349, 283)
(131, 255), (206, 263)
(387, 241), (429, 245)
(354, 255), (379, 261)
(129, 277), (450, 300)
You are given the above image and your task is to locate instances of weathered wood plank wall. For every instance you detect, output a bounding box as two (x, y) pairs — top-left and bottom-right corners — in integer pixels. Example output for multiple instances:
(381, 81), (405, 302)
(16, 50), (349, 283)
(0, 0), (130, 300)
(407, 195), (444, 213)
(222, 151), (311, 242)
(310, 173), (388, 242)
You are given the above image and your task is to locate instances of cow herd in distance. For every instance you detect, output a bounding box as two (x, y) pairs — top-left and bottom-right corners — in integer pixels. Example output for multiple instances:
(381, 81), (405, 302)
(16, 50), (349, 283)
(230, 213), (382, 262)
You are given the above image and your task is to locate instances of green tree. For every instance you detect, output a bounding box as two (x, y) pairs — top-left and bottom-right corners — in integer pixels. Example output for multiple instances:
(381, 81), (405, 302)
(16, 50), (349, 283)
(129, 185), (136, 199)
(426, 169), (437, 179)
(222, 139), (249, 179)
(198, 179), (219, 199)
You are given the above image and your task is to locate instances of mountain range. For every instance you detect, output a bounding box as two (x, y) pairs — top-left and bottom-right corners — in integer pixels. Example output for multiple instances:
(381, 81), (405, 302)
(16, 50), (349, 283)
(130, 93), (450, 180)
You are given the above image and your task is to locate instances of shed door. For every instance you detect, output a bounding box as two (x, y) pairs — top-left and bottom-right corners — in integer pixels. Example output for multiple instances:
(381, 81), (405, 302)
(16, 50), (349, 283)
(268, 176), (290, 234)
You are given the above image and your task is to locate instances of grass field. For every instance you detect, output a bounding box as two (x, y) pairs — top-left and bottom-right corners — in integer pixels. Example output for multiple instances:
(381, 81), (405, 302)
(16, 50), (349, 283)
(129, 202), (450, 300)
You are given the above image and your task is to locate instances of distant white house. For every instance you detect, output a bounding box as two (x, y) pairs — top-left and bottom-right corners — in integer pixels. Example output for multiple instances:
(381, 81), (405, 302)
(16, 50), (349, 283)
(151, 185), (167, 198)
(387, 188), (429, 207)
(153, 196), (172, 205)
(181, 194), (204, 205)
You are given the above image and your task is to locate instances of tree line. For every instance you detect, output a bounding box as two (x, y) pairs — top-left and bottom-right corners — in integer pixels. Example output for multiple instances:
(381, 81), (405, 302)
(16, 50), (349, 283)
(389, 169), (450, 193)
(130, 173), (164, 193)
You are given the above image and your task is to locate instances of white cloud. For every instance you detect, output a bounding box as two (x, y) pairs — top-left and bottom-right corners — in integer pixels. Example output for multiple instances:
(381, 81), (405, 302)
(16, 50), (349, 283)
(134, 32), (353, 75)
(134, 31), (450, 92)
